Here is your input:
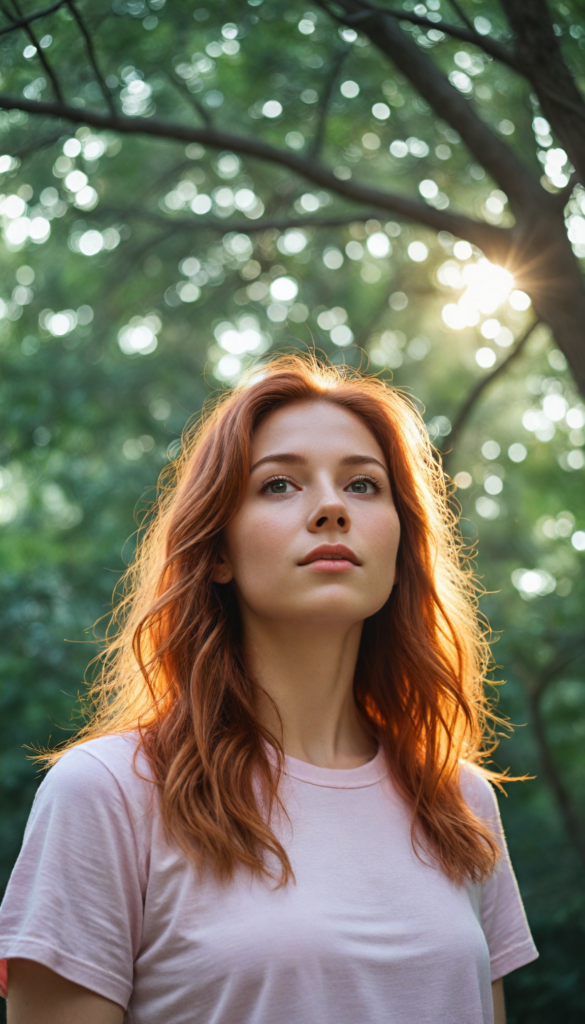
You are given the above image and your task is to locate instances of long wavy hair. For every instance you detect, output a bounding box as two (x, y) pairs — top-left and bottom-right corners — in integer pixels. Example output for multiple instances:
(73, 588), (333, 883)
(45, 354), (505, 886)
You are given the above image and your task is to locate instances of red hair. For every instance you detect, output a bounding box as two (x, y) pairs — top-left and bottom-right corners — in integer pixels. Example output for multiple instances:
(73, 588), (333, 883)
(46, 354), (505, 885)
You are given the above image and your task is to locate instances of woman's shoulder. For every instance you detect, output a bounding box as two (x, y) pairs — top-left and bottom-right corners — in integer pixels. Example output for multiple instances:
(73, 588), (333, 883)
(458, 761), (500, 824)
(39, 731), (155, 813)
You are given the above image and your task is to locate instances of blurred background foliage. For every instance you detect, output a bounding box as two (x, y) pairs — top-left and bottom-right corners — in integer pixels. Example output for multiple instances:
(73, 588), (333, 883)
(0, 0), (584, 1020)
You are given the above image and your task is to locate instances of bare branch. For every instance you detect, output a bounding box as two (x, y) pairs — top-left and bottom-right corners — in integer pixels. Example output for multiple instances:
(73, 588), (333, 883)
(527, 684), (585, 870)
(316, 0), (541, 213)
(339, 2), (519, 70)
(388, 1), (584, 122)
(513, 642), (585, 870)
(0, 0), (65, 37)
(0, 94), (510, 252)
(3, 0), (64, 104)
(165, 71), (212, 127)
(91, 207), (393, 237)
(65, 0), (116, 117)
(446, 0), (474, 34)
(310, 45), (351, 159)
(103, 227), (183, 302)
(12, 129), (63, 157)
(537, 87), (585, 125)
(443, 318), (538, 470)
(354, 275), (399, 350)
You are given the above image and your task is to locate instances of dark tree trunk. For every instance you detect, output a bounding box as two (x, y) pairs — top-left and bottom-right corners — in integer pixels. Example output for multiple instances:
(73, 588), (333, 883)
(504, 0), (585, 183)
(507, 213), (585, 393)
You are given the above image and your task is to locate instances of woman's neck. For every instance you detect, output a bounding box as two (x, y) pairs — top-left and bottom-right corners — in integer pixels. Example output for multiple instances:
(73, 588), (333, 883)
(242, 617), (376, 769)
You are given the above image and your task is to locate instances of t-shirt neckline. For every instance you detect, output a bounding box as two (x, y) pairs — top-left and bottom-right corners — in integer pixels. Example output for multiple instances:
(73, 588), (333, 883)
(283, 745), (387, 789)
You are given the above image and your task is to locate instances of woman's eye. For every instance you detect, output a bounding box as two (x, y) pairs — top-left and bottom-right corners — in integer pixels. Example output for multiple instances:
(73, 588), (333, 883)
(265, 479), (291, 494)
(347, 478), (377, 494)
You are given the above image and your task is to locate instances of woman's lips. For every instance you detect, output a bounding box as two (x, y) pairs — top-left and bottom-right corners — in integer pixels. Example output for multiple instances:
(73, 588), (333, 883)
(298, 544), (360, 570)
(303, 558), (356, 572)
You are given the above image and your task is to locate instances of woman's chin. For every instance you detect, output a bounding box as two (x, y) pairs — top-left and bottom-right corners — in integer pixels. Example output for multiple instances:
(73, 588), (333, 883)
(247, 595), (383, 627)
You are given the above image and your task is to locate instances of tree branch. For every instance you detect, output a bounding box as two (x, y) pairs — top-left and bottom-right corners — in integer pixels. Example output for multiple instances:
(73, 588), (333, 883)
(389, 0), (584, 124)
(92, 207), (390, 237)
(165, 71), (212, 127)
(513, 642), (585, 870)
(502, 0), (585, 182)
(65, 0), (116, 117)
(0, 94), (510, 252)
(355, 275), (400, 350)
(528, 685), (585, 870)
(537, 86), (585, 125)
(0, 0), (65, 37)
(446, 0), (475, 34)
(340, 2), (519, 70)
(310, 45), (351, 159)
(3, 0), (64, 104)
(316, 0), (541, 213)
(443, 318), (538, 470)
(12, 129), (63, 157)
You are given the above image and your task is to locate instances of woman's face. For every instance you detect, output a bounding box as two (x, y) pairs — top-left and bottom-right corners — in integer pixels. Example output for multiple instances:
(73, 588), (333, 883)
(218, 400), (401, 629)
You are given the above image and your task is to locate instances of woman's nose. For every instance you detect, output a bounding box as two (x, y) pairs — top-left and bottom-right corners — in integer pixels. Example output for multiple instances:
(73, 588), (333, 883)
(307, 485), (351, 533)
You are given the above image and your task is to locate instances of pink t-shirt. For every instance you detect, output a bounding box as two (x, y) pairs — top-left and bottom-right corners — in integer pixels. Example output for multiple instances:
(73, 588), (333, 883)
(0, 733), (537, 1023)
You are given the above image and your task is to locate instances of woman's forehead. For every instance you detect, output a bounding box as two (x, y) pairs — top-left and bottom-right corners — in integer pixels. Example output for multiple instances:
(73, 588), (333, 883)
(250, 400), (386, 464)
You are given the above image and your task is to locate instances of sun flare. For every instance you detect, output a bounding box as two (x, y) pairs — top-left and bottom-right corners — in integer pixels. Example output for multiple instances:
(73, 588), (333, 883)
(442, 259), (515, 330)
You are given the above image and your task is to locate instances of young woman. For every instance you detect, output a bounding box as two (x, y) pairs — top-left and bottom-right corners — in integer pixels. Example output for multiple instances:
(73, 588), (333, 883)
(0, 355), (537, 1024)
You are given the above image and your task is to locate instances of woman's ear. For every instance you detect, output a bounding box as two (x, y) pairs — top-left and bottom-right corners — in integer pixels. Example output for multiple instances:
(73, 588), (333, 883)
(212, 554), (234, 584)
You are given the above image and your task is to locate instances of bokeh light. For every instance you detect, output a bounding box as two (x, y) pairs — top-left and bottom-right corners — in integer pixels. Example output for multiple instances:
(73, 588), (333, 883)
(118, 314), (161, 356)
(512, 568), (557, 598)
(408, 241), (428, 262)
(476, 347), (496, 368)
(269, 277), (298, 302)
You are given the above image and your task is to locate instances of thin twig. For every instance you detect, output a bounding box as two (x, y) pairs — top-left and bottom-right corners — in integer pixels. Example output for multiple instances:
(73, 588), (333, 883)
(12, 129), (63, 157)
(65, 0), (116, 117)
(537, 86), (585, 125)
(354, 274), (400, 350)
(88, 207), (391, 236)
(104, 227), (182, 298)
(528, 682), (585, 870)
(309, 45), (351, 159)
(165, 71), (212, 127)
(0, 0), (65, 37)
(446, 0), (475, 33)
(443, 318), (539, 470)
(512, 640), (585, 870)
(4, 0), (64, 104)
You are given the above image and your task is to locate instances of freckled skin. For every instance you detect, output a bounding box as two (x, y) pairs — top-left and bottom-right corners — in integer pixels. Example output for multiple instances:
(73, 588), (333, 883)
(217, 400), (401, 628)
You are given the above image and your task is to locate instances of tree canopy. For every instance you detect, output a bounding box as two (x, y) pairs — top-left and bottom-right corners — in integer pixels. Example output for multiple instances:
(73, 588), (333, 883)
(0, 1), (584, 1019)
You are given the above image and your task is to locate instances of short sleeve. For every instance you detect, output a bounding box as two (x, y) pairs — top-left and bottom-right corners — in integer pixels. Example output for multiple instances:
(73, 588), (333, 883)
(0, 737), (151, 1008)
(461, 765), (538, 982)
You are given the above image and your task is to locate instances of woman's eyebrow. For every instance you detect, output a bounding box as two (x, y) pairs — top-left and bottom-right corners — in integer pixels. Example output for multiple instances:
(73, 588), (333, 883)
(250, 453), (388, 473)
(250, 452), (308, 473)
(340, 455), (388, 473)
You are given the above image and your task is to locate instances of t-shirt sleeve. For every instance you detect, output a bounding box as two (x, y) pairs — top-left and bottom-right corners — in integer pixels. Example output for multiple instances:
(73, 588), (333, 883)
(0, 740), (150, 1008)
(461, 765), (538, 982)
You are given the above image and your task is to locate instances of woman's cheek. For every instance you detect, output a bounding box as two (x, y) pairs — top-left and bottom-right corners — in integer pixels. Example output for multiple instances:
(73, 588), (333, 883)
(230, 512), (291, 590)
